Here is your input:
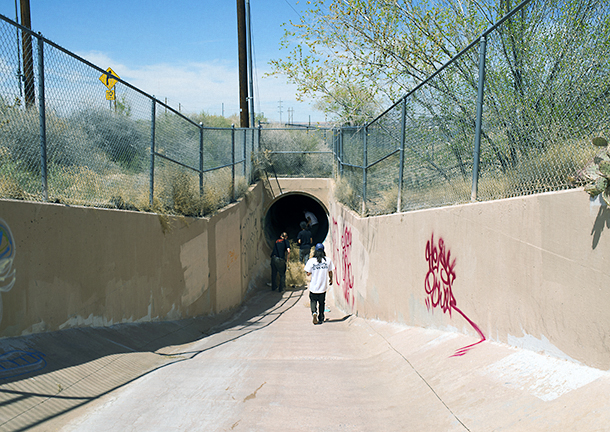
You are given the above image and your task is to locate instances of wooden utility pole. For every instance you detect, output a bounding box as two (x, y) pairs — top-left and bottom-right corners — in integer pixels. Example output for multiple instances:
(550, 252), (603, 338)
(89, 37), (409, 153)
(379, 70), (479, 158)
(19, 0), (35, 109)
(236, 0), (249, 128)
(246, 0), (255, 128)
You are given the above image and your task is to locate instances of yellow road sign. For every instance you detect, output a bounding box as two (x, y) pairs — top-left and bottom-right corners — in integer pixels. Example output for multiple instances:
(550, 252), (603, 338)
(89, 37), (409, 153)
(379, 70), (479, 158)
(106, 89), (115, 100)
(99, 67), (120, 89)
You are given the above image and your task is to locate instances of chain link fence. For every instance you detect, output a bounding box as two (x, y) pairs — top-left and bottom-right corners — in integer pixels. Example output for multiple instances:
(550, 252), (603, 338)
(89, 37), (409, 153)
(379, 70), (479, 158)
(0, 14), (255, 217)
(1, 0), (609, 219)
(335, 0), (610, 216)
(257, 127), (334, 179)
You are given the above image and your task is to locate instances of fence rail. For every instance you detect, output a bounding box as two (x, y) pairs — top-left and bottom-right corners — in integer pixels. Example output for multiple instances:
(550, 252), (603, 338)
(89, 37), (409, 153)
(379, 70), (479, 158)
(0, 14), (260, 216)
(1, 0), (608, 218)
(334, 0), (610, 215)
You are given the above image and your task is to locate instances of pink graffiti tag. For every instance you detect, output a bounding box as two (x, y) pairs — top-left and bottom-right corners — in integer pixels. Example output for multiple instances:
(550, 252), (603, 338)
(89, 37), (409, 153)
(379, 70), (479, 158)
(331, 217), (354, 308)
(424, 234), (485, 357)
(341, 226), (354, 305)
(331, 218), (340, 285)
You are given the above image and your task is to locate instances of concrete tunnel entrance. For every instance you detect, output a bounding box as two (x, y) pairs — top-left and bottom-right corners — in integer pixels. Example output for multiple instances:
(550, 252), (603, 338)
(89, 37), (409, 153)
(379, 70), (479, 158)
(264, 193), (329, 248)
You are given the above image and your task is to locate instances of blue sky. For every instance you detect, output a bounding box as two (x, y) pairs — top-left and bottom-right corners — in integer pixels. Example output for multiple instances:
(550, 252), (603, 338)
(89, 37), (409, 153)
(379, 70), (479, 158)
(0, 1), (326, 123)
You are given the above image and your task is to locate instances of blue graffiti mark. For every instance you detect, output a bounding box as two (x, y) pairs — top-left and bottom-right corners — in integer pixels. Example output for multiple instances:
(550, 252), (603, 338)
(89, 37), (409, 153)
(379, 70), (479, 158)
(0, 218), (16, 293)
(0, 349), (47, 379)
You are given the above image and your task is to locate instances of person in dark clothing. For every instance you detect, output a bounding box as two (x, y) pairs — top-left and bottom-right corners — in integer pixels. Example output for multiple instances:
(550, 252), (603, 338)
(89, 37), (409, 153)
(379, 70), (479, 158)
(297, 221), (312, 264)
(270, 232), (290, 292)
(303, 210), (319, 240)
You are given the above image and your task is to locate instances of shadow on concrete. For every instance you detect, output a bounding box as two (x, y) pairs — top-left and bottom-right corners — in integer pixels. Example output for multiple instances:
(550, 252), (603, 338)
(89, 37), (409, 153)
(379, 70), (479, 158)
(325, 314), (352, 323)
(0, 285), (303, 431)
(591, 203), (610, 249)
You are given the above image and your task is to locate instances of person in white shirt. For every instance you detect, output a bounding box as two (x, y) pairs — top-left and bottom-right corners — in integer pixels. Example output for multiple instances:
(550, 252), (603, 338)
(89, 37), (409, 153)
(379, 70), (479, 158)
(304, 243), (334, 325)
(303, 210), (319, 240)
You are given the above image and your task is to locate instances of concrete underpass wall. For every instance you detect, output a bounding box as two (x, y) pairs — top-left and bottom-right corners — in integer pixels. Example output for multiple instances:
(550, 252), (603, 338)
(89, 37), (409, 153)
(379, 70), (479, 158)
(329, 189), (610, 370)
(0, 182), (268, 338)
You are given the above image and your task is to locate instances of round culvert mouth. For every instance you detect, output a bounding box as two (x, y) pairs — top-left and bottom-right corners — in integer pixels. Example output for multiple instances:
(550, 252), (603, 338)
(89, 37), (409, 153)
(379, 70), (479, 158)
(264, 193), (329, 248)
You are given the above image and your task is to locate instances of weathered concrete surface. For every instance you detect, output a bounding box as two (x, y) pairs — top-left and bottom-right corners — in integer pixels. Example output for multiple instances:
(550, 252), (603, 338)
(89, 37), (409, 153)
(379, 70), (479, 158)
(266, 178), (331, 211)
(0, 182), (268, 338)
(1, 286), (608, 432)
(1, 181), (609, 430)
(328, 189), (610, 370)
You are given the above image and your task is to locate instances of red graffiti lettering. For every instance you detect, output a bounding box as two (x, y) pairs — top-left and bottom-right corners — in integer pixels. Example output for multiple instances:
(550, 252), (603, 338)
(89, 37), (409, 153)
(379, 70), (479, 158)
(331, 217), (354, 308)
(424, 234), (485, 356)
(331, 218), (340, 285)
(424, 235), (456, 315)
(341, 226), (354, 305)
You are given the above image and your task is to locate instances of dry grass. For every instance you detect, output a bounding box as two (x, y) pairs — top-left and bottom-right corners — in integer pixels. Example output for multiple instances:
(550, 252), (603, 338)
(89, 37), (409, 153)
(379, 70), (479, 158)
(0, 176), (31, 200)
(333, 176), (360, 211)
(0, 162), (250, 221)
(286, 261), (308, 287)
(368, 186), (399, 215)
(285, 240), (308, 287)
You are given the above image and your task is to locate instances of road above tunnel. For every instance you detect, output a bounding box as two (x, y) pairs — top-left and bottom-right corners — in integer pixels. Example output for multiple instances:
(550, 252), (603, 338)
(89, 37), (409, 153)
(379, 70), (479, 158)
(3, 286), (609, 432)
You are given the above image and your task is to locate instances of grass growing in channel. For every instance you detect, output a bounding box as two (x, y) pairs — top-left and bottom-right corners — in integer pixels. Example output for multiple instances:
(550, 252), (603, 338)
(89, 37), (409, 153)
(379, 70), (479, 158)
(0, 151), (249, 219)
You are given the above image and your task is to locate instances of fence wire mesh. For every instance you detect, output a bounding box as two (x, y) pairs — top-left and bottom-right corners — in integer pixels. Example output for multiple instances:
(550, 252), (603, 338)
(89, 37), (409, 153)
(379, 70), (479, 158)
(0, 15), (256, 217)
(476, 0), (609, 201)
(258, 128), (334, 178)
(1, 0), (609, 219)
(334, 0), (610, 215)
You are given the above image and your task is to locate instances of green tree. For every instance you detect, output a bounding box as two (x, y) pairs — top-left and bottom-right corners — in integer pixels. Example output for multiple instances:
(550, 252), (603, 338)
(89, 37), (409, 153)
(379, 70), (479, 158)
(274, 0), (608, 114)
(271, 0), (610, 181)
(269, 0), (490, 121)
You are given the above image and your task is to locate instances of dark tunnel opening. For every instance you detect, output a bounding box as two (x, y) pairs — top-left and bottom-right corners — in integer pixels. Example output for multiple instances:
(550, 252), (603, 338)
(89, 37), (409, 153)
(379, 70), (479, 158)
(264, 193), (329, 248)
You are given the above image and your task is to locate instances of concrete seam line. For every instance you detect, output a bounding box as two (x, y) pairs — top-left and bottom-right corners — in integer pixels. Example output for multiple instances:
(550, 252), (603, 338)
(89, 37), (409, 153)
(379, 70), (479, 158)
(364, 321), (471, 432)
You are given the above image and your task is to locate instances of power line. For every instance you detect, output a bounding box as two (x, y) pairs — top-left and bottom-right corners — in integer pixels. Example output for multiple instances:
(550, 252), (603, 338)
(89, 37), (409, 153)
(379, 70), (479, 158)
(283, 0), (301, 18)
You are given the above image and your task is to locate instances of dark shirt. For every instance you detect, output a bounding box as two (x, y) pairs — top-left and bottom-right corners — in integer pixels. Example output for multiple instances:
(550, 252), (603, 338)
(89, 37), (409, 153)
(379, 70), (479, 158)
(271, 238), (289, 259)
(297, 229), (312, 249)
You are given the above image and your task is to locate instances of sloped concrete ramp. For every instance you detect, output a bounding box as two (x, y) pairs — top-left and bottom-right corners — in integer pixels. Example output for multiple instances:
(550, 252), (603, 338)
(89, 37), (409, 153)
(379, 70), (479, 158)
(1, 286), (609, 432)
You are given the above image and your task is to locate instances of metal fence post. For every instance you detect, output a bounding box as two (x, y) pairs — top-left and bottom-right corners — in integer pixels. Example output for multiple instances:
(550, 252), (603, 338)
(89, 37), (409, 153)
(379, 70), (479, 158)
(397, 97), (407, 213)
(257, 125), (261, 152)
(149, 98), (156, 207)
(250, 127), (255, 183)
(37, 35), (47, 202)
(362, 126), (368, 215)
(243, 129), (247, 178)
(333, 129), (338, 177)
(231, 125), (236, 202)
(471, 35), (487, 201)
(339, 128), (344, 177)
(199, 122), (204, 197)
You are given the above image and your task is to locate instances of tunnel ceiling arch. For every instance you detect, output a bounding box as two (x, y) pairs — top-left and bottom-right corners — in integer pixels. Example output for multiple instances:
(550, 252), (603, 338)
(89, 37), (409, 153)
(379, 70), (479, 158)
(264, 193), (329, 249)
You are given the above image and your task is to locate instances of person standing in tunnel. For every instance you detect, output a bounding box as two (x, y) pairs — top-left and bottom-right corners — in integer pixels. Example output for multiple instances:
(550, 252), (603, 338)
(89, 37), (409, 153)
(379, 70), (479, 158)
(270, 232), (290, 293)
(304, 243), (334, 325)
(303, 210), (318, 241)
(297, 221), (312, 264)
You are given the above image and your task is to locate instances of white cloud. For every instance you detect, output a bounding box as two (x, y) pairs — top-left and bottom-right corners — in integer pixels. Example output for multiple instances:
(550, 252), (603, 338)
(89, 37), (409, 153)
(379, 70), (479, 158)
(77, 50), (325, 123)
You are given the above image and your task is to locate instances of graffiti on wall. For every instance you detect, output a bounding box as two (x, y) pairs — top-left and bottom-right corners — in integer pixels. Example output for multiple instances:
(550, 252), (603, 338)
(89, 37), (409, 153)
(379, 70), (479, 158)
(331, 217), (354, 308)
(0, 349), (46, 379)
(424, 234), (485, 356)
(0, 218), (16, 326)
(0, 220), (38, 380)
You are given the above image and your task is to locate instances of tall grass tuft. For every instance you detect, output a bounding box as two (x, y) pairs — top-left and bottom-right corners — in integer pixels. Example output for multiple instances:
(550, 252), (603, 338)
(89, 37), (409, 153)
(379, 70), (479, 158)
(286, 240), (307, 287)
(333, 177), (360, 212)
